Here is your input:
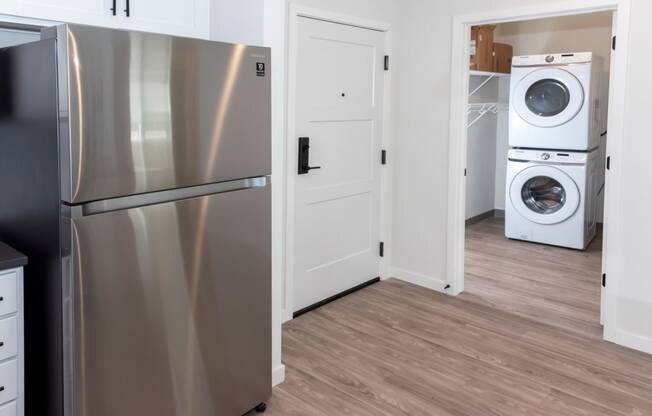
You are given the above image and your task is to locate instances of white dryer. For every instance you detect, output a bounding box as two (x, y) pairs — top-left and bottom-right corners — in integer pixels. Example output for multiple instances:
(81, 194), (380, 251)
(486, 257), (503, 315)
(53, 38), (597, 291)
(505, 148), (601, 250)
(509, 52), (602, 151)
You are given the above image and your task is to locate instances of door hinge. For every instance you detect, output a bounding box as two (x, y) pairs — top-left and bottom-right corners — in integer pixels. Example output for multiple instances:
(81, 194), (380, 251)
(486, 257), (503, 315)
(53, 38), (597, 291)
(464, 168), (467, 177)
(602, 273), (607, 287)
(612, 36), (616, 50)
(384, 55), (390, 71)
(606, 156), (611, 170)
(379, 242), (385, 258)
(381, 150), (387, 165)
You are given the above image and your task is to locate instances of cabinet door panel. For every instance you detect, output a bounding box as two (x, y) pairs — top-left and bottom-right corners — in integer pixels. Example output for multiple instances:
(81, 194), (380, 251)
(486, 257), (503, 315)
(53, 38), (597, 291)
(120, 0), (209, 39)
(0, 0), (112, 25)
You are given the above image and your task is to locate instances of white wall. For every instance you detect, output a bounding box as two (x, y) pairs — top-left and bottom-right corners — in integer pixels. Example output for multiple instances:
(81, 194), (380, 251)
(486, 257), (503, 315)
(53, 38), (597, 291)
(262, 0), (287, 387)
(494, 78), (510, 211)
(466, 76), (501, 220)
(392, 0), (652, 353)
(210, 0), (265, 45)
(495, 12), (613, 72)
(466, 113), (498, 219)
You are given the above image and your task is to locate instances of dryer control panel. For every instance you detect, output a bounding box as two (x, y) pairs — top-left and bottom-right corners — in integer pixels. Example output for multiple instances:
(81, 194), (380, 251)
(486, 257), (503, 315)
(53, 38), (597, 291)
(509, 148), (589, 164)
(512, 52), (593, 67)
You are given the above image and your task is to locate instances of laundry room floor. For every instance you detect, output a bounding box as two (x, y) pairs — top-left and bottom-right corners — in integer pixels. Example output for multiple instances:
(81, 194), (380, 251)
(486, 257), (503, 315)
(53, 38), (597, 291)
(464, 215), (603, 340)
(264, 216), (652, 416)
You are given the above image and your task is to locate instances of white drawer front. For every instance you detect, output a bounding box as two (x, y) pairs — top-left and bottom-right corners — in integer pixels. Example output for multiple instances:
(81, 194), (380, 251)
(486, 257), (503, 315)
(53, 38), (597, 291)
(0, 318), (17, 362)
(0, 360), (17, 405)
(0, 274), (16, 317)
(0, 400), (16, 416)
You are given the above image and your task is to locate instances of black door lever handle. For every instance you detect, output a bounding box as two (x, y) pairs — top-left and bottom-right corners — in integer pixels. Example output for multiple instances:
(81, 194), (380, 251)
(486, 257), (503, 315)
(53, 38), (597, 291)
(298, 137), (322, 175)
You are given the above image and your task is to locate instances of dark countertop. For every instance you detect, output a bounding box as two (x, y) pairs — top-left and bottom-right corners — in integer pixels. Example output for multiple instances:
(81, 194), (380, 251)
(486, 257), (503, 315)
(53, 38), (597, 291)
(0, 241), (28, 271)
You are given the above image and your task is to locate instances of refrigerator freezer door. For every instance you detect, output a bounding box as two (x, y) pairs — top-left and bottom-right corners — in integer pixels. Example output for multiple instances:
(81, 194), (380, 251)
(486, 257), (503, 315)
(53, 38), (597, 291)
(50, 24), (271, 204)
(64, 185), (271, 416)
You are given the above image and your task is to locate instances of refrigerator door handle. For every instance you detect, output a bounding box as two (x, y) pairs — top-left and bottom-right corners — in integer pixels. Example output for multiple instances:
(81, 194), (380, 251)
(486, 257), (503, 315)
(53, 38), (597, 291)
(73, 177), (269, 217)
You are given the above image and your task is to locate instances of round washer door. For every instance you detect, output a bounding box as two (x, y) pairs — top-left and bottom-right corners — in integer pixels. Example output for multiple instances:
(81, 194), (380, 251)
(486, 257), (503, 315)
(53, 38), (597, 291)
(513, 68), (584, 128)
(510, 165), (580, 225)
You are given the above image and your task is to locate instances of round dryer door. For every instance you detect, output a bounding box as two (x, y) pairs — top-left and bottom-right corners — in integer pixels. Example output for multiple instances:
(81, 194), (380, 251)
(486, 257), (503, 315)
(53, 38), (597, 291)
(513, 68), (585, 128)
(510, 165), (580, 225)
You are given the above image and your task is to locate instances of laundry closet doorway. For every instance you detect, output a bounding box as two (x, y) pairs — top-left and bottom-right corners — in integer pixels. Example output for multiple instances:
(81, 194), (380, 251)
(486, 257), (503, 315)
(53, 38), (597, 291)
(446, 0), (629, 345)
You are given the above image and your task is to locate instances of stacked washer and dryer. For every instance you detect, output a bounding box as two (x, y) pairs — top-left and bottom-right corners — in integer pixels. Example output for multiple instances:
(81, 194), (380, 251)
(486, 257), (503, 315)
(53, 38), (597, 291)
(505, 52), (604, 250)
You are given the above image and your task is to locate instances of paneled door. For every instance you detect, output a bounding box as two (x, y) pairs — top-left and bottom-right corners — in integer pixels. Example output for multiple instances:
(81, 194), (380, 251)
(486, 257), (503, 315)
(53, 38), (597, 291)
(292, 16), (386, 314)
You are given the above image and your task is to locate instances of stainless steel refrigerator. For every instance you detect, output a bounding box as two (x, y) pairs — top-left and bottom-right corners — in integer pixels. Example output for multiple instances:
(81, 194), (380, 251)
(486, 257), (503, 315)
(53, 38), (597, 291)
(0, 24), (271, 416)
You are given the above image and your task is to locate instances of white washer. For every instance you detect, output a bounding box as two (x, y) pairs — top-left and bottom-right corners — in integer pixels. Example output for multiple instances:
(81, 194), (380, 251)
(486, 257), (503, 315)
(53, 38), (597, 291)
(505, 148), (601, 250)
(510, 52), (602, 151)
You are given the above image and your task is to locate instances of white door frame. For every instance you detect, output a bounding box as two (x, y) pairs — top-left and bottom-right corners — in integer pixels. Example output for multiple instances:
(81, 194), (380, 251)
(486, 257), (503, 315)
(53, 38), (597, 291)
(446, 0), (631, 345)
(284, 5), (393, 322)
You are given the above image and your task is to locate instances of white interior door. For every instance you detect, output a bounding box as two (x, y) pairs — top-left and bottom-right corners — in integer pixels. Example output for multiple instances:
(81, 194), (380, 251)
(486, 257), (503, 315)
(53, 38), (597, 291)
(292, 17), (385, 313)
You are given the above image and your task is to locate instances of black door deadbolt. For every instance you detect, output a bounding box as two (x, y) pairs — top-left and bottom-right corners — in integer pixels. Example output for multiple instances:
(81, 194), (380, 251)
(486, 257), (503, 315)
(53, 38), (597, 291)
(298, 137), (322, 175)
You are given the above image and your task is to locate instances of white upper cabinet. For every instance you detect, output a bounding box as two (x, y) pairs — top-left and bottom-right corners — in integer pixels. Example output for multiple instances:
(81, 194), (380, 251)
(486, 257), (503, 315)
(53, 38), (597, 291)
(116, 0), (210, 39)
(0, 0), (112, 25)
(0, 0), (210, 39)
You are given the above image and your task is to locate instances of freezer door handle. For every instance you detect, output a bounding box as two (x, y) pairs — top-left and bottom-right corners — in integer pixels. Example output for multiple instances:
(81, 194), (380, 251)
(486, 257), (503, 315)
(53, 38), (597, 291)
(74, 177), (269, 217)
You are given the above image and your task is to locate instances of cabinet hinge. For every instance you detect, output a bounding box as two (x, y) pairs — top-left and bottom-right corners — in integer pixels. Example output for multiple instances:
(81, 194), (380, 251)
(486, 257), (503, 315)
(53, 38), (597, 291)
(612, 36), (616, 50)
(379, 242), (385, 258)
(384, 55), (390, 71)
(464, 168), (467, 177)
(602, 273), (607, 287)
(606, 156), (611, 170)
(381, 150), (387, 165)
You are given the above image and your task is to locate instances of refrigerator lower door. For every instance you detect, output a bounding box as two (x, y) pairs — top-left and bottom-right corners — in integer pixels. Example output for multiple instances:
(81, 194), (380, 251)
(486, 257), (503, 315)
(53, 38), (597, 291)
(63, 184), (271, 416)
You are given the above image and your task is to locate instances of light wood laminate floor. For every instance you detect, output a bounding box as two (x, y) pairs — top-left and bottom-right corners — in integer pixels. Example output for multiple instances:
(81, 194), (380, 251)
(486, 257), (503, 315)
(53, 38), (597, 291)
(264, 217), (652, 415)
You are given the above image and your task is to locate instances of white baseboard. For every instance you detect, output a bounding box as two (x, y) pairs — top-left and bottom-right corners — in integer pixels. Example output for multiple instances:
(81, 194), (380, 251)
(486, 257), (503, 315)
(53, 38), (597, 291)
(606, 329), (652, 355)
(390, 267), (449, 293)
(272, 364), (286, 386)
